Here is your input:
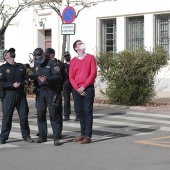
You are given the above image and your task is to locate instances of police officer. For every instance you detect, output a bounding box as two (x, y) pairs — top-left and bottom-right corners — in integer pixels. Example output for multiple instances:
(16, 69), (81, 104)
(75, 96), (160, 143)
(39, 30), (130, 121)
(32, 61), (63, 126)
(0, 48), (34, 144)
(31, 48), (62, 146)
(45, 48), (64, 138)
(63, 51), (79, 121)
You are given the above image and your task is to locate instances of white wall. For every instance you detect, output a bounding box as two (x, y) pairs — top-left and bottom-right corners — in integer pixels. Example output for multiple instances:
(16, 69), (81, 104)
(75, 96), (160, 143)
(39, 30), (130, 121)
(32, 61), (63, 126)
(3, 0), (170, 92)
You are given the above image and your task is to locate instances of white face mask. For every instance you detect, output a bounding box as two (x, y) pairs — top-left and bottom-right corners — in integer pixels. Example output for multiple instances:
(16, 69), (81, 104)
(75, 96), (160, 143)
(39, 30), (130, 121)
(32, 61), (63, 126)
(78, 44), (86, 51)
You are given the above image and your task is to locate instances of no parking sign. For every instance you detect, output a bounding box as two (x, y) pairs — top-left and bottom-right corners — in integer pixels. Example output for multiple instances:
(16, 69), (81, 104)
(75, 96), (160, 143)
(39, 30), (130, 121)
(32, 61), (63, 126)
(62, 6), (76, 24)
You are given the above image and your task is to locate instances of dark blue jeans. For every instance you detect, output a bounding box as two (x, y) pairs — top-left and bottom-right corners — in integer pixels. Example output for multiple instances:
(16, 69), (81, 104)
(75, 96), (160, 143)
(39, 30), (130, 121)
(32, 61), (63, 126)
(72, 85), (95, 138)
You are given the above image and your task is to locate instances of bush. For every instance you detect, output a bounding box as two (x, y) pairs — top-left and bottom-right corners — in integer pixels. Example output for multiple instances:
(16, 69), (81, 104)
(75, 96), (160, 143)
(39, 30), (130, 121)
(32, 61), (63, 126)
(96, 46), (168, 106)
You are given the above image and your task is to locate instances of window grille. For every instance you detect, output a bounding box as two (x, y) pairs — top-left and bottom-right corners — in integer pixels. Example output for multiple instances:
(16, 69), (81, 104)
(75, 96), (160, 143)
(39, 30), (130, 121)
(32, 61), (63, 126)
(155, 14), (170, 59)
(126, 16), (144, 52)
(100, 19), (116, 53)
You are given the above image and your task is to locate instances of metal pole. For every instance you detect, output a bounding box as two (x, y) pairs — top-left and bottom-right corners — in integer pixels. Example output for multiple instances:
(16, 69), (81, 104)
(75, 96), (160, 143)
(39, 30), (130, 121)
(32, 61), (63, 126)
(67, 35), (70, 52)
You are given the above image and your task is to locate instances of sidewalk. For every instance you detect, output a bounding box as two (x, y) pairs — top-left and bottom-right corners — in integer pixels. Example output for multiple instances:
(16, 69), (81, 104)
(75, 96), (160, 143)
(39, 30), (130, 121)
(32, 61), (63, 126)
(93, 89), (170, 111)
(27, 90), (170, 112)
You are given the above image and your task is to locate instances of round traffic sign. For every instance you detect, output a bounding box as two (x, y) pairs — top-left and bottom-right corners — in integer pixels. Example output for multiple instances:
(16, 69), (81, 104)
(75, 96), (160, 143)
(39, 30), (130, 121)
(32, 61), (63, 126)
(62, 6), (76, 24)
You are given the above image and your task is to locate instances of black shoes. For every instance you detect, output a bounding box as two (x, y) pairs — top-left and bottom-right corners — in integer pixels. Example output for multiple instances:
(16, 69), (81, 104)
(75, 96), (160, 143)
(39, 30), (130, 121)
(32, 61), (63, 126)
(54, 139), (62, 146)
(74, 118), (80, 121)
(35, 138), (47, 143)
(0, 137), (34, 144)
(63, 117), (70, 121)
(0, 139), (6, 144)
(59, 132), (62, 139)
(24, 137), (34, 143)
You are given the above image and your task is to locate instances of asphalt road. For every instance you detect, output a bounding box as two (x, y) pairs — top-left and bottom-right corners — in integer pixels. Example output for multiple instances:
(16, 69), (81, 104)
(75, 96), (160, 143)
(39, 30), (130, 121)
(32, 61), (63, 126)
(0, 99), (170, 170)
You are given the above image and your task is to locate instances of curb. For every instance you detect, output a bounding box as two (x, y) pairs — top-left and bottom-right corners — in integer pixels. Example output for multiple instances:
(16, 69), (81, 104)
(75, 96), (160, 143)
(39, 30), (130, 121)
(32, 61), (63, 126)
(27, 97), (170, 112)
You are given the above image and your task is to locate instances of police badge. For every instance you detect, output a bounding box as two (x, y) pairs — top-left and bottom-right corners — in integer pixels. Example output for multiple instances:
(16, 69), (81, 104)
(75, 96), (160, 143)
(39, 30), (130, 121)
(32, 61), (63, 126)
(54, 66), (61, 72)
(6, 69), (10, 74)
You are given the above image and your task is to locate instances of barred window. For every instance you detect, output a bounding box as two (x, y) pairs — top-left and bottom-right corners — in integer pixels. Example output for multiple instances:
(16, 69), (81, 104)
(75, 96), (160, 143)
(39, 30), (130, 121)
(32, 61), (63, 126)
(126, 16), (144, 52)
(100, 19), (116, 52)
(155, 14), (170, 59)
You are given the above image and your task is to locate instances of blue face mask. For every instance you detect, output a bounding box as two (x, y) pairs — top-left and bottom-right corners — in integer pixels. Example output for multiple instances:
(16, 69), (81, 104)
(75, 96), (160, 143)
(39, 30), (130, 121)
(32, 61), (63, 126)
(38, 58), (45, 64)
(34, 56), (45, 64)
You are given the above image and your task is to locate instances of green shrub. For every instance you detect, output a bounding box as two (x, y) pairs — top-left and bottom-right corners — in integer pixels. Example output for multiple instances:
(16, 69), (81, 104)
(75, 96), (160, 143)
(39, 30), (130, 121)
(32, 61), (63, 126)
(96, 46), (168, 106)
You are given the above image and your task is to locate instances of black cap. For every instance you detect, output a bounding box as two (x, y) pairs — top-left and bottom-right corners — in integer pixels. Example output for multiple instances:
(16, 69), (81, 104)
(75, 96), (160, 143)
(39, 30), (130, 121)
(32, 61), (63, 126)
(64, 51), (70, 57)
(45, 48), (55, 55)
(3, 48), (16, 59)
(33, 48), (44, 57)
(33, 48), (44, 63)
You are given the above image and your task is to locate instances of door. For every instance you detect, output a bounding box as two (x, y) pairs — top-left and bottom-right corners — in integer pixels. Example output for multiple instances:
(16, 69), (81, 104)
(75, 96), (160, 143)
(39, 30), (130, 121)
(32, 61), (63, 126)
(45, 30), (51, 49)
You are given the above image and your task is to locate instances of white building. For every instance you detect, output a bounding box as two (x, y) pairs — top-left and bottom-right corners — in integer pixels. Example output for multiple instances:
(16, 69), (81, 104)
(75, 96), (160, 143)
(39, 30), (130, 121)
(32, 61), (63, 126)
(1, 0), (170, 96)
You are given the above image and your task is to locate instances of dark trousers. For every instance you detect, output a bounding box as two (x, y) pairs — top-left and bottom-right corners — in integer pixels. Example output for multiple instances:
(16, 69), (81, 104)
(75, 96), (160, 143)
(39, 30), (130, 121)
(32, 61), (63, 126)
(36, 89), (61, 139)
(63, 81), (79, 119)
(0, 92), (30, 140)
(72, 86), (95, 138)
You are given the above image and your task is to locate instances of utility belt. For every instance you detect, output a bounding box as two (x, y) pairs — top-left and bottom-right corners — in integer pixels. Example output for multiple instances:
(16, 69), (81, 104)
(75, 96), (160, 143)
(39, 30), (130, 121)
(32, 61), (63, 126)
(5, 88), (24, 93)
(39, 86), (51, 91)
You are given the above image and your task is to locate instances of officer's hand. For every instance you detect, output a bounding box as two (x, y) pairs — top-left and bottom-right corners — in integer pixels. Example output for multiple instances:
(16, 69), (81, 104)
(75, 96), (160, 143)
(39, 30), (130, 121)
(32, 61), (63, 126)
(29, 78), (34, 82)
(13, 82), (20, 88)
(38, 75), (47, 82)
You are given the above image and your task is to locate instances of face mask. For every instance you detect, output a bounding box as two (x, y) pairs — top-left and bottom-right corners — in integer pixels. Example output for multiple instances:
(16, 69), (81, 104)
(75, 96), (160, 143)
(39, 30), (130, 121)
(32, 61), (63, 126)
(34, 57), (45, 64)
(65, 56), (70, 62)
(78, 44), (86, 51)
(39, 58), (45, 64)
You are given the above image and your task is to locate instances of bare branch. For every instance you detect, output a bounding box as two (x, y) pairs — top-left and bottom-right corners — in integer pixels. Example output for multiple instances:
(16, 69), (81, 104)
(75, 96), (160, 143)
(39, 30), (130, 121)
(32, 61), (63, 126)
(0, 0), (35, 49)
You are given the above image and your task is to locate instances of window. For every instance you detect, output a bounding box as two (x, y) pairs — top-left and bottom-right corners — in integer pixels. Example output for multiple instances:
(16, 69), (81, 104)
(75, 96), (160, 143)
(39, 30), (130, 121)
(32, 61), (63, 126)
(126, 16), (144, 52)
(100, 19), (116, 53)
(155, 14), (170, 59)
(0, 34), (5, 60)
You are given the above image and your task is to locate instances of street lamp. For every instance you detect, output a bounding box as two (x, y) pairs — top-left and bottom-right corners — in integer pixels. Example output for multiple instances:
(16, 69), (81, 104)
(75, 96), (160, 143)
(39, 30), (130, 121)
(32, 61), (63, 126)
(39, 18), (46, 27)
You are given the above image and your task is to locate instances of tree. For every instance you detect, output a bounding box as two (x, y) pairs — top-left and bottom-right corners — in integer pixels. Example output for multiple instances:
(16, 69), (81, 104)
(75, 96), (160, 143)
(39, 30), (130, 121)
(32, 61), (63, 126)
(0, 0), (34, 50)
(31, 0), (117, 61)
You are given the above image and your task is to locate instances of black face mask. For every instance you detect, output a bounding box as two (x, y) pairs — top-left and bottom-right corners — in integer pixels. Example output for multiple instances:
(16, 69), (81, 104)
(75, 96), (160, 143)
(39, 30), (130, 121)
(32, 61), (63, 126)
(65, 56), (70, 62)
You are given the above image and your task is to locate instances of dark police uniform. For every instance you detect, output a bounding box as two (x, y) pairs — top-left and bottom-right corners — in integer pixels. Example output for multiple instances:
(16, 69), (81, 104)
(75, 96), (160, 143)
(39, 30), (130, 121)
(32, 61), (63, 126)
(32, 53), (62, 145)
(63, 52), (79, 121)
(50, 58), (64, 136)
(63, 62), (79, 120)
(44, 48), (65, 138)
(0, 62), (33, 143)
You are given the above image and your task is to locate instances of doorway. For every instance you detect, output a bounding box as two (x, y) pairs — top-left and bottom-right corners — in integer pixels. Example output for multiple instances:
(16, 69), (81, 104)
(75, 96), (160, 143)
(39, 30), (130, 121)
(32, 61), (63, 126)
(45, 30), (51, 49)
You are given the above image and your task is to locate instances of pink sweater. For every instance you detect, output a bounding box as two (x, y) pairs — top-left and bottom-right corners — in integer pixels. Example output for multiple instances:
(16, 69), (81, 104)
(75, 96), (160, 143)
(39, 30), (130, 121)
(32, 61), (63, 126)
(69, 53), (97, 91)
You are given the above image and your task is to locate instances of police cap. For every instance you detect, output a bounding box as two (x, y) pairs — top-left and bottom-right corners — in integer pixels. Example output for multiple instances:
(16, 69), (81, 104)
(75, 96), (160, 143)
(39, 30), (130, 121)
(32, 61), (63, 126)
(45, 48), (55, 55)
(64, 51), (70, 57)
(3, 48), (16, 60)
(33, 48), (44, 63)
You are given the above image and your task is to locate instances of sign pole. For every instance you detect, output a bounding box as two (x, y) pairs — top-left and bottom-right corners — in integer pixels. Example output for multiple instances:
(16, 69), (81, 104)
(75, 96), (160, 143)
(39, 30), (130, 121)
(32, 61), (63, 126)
(62, 6), (76, 53)
(67, 35), (70, 52)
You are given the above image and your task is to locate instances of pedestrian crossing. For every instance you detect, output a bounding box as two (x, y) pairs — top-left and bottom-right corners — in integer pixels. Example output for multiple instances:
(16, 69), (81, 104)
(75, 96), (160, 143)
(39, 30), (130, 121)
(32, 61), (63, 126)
(0, 105), (170, 149)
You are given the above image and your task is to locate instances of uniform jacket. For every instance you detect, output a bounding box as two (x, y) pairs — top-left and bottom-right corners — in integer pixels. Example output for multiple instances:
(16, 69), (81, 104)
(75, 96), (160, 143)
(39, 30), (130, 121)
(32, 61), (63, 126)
(0, 62), (27, 92)
(33, 58), (63, 93)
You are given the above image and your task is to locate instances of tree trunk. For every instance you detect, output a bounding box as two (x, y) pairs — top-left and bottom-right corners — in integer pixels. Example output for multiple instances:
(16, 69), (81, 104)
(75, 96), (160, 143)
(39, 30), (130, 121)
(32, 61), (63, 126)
(0, 29), (6, 50)
(61, 35), (67, 62)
